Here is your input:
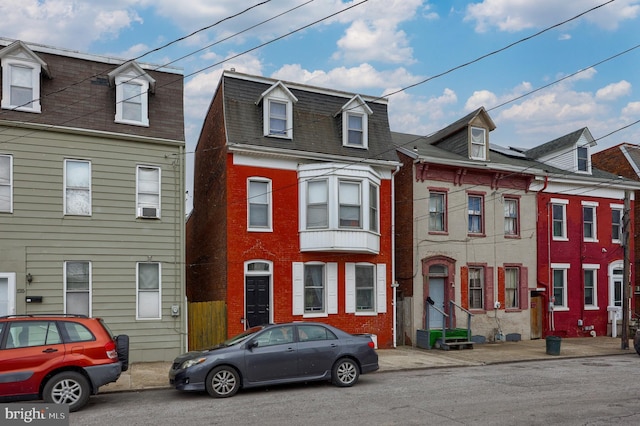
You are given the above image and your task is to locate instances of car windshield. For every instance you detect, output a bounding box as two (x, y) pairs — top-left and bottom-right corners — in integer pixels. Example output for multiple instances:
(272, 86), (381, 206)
(220, 326), (265, 347)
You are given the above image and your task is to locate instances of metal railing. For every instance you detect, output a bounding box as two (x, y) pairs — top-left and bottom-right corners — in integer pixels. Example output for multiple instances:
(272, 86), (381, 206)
(423, 299), (474, 349)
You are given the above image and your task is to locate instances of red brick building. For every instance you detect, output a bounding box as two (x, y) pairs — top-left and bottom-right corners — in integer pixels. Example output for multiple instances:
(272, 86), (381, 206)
(592, 143), (640, 314)
(187, 71), (400, 347)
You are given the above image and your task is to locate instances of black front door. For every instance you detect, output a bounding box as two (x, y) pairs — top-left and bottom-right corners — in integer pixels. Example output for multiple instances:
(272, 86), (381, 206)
(246, 276), (269, 327)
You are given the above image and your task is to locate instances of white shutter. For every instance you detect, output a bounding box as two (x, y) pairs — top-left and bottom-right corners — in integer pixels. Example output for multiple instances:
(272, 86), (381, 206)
(292, 262), (304, 315)
(327, 263), (338, 314)
(345, 263), (356, 313)
(376, 263), (387, 313)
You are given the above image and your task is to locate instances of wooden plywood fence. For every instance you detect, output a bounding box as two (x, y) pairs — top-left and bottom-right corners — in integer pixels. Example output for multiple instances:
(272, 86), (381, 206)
(188, 301), (227, 351)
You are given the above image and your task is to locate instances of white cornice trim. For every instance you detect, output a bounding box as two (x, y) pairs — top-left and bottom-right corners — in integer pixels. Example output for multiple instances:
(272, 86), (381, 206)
(0, 119), (184, 146)
(228, 143), (399, 169)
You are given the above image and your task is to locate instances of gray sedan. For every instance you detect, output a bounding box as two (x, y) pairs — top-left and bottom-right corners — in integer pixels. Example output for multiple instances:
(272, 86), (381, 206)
(169, 322), (379, 398)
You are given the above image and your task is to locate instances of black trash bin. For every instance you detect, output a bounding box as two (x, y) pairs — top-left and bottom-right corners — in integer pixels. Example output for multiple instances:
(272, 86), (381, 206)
(546, 336), (561, 355)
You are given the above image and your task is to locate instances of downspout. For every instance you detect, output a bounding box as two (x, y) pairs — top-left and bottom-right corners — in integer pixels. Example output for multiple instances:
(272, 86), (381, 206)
(391, 163), (400, 348)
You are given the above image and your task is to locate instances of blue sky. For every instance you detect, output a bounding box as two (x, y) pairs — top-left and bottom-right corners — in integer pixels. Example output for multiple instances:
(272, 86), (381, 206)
(3, 0), (640, 209)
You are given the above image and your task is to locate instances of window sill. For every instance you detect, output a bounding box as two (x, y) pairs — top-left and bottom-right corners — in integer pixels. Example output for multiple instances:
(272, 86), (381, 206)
(467, 233), (486, 238)
(115, 118), (149, 127)
(302, 312), (328, 318)
(552, 237), (569, 242)
(428, 230), (448, 235)
(354, 311), (377, 316)
(504, 234), (520, 239)
(248, 228), (273, 233)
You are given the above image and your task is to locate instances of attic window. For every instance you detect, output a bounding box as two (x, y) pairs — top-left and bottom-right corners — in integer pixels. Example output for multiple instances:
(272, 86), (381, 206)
(0, 41), (50, 113)
(339, 95), (372, 149)
(577, 146), (589, 172)
(108, 61), (156, 127)
(257, 81), (297, 139)
(470, 127), (486, 160)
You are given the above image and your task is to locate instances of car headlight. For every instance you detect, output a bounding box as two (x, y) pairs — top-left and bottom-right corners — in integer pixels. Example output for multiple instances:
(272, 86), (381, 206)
(181, 358), (206, 369)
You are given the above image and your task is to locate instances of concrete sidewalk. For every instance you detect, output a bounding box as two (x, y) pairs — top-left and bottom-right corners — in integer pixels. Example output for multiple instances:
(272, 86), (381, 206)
(101, 336), (636, 393)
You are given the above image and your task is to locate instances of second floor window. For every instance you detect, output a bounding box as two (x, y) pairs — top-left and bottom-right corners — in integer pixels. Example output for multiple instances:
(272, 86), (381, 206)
(612, 207), (623, 242)
(583, 204), (597, 241)
(248, 179), (271, 230)
(504, 198), (518, 236)
(339, 181), (361, 228)
(468, 194), (483, 234)
(0, 154), (12, 213)
(137, 166), (160, 218)
(369, 184), (378, 233)
(552, 202), (567, 239)
(64, 160), (91, 216)
(429, 192), (446, 232)
(307, 180), (328, 228)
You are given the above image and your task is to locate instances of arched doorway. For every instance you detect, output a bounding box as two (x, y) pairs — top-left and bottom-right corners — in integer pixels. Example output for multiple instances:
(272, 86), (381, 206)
(422, 256), (456, 330)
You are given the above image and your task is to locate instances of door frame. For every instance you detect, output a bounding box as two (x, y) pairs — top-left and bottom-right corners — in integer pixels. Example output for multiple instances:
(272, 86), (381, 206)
(421, 256), (456, 329)
(244, 260), (273, 329)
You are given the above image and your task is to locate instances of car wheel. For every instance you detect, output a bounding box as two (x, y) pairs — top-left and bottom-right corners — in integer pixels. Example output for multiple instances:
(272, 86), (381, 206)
(43, 371), (91, 412)
(116, 335), (130, 372)
(332, 358), (359, 387)
(205, 366), (240, 398)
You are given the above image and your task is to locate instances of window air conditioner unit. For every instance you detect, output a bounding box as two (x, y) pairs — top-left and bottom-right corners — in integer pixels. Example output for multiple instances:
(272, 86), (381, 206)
(138, 207), (158, 218)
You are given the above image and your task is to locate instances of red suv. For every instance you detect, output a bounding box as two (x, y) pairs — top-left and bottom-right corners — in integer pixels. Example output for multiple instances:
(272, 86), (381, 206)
(0, 314), (128, 412)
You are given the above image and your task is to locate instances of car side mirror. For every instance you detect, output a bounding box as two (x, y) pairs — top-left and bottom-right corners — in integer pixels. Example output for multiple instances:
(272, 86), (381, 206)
(247, 340), (259, 350)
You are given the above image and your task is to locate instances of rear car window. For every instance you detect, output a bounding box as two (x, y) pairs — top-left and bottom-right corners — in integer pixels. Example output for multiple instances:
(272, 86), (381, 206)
(61, 321), (95, 342)
(7, 321), (62, 348)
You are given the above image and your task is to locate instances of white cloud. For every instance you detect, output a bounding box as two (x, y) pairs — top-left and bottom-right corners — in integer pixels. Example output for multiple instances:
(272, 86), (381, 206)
(0, 0), (143, 50)
(464, 0), (640, 33)
(595, 80), (632, 101)
(333, 20), (414, 64)
(465, 90), (498, 111)
(622, 101), (640, 117)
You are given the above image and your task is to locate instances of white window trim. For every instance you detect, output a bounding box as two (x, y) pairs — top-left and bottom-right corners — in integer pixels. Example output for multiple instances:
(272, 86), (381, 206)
(576, 145), (591, 174)
(292, 262), (337, 317)
(114, 76), (150, 126)
(611, 203), (624, 244)
(64, 159), (92, 216)
(258, 82), (297, 139)
(551, 199), (569, 241)
(247, 178), (273, 232)
(345, 263), (387, 315)
(583, 264), (600, 310)
(298, 164), (381, 232)
(339, 95), (372, 149)
(0, 272), (16, 316)
(63, 261), (92, 317)
(1, 59), (42, 113)
(136, 165), (161, 219)
(0, 154), (13, 213)
(551, 263), (570, 311)
(469, 126), (487, 160)
(581, 201), (599, 243)
(136, 262), (162, 320)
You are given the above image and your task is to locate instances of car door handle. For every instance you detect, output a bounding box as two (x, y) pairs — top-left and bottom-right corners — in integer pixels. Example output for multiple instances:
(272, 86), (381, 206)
(285, 347), (295, 352)
(42, 348), (58, 353)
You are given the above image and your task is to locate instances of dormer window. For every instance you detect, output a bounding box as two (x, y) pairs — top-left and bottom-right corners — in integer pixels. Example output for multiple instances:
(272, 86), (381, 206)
(108, 61), (156, 127)
(0, 41), (51, 113)
(257, 81), (297, 139)
(577, 146), (589, 172)
(470, 127), (487, 160)
(339, 95), (372, 149)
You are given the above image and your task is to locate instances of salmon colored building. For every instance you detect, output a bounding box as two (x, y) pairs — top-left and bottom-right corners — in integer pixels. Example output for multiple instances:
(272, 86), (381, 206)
(187, 71), (400, 348)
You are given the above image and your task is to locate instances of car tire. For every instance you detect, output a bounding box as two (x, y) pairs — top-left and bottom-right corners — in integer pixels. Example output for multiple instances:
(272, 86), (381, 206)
(116, 335), (130, 372)
(205, 366), (240, 398)
(332, 358), (359, 387)
(43, 371), (91, 412)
